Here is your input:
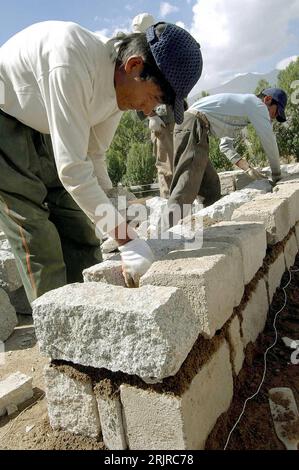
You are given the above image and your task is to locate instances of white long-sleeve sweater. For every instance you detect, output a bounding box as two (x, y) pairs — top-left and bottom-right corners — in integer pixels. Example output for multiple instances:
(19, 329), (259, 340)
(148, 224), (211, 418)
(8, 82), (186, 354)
(0, 21), (124, 234)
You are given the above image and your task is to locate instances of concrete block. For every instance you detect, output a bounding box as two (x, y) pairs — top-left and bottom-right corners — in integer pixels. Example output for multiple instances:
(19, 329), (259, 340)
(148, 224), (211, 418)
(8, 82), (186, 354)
(194, 190), (253, 222)
(120, 340), (233, 450)
(232, 197), (291, 245)
(0, 288), (18, 342)
(83, 260), (126, 287)
(140, 242), (244, 338)
(235, 172), (259, 190)
(273, 183), (299, 226)
(33, 283), (198, 383)
(44, 364), (101, 438)
(284, 233), (298, 269)
(203, 221), (266, 284)
(0, 249), (23, 292)
(0, 372), (33, 417)
(241, 279), (269, 347)
(227, 316), (245, 375)
(265, 252), (286, 303)
(97, 393), (127, 450)
(218, 172), (236, 195)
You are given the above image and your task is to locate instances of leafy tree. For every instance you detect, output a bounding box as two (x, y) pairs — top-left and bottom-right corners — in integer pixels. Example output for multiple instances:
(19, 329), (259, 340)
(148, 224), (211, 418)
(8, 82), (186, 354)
(254, 78), (272, 96)
(123, 142), (156, 186)
(275, 57), (299, 160)
(209, 136), (233, 171)
(106, 111), (152, 185)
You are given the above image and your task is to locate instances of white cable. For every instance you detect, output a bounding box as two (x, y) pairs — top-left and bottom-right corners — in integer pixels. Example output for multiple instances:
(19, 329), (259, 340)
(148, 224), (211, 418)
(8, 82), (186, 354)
(224, 266), (299, 450)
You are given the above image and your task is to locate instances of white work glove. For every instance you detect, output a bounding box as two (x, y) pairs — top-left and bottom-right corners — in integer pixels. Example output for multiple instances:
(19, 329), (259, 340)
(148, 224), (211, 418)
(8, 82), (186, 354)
(148, 115), (165, 133)
(119, 238), (155, 288)
(245, 167), (267, 181)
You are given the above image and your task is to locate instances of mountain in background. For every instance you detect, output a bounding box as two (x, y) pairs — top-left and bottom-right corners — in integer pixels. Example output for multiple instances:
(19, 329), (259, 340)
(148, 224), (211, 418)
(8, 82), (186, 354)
(189, 69), (279, 104)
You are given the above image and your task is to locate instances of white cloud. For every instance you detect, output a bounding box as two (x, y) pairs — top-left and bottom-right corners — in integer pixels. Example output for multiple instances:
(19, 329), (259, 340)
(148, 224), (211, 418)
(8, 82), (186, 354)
(190, 0), (299, 94)
(276, 55), (299, 70)
(176, 21), (185, 29)
(160, 2), (179, 18)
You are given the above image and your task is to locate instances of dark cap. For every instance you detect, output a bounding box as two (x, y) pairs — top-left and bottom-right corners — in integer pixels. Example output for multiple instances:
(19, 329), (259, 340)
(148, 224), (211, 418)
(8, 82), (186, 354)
(146, 22), (203, 124)
(262, 88), (288, 123)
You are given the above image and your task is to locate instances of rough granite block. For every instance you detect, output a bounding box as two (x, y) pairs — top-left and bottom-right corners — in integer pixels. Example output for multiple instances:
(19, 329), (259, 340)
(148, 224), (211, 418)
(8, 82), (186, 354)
(203, 221), (266, 284)
(97, 394), (127, 450)
(33, 283), (198, 384)
(232, 197), (291, 245)
(120, 340), (233, 450)
(0, 288), (18, 342)
(284, 233), (298, 269)
(44, 364), (101, 438)
(241, 279), (269, 347)
(227, 316), (245, 375)
(273, 183), (299, 227)
(0, 372), (33, 416)
(264, 252), (286, 303)
(141, 242), (244, 338)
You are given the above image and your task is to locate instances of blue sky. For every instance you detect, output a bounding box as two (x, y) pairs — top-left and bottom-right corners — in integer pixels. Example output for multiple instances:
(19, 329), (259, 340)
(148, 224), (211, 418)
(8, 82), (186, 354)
(1, 0), (298, 93)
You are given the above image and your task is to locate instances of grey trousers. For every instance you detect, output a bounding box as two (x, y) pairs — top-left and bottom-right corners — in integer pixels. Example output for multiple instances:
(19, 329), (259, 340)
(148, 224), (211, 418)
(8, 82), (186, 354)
(169, 111), (221, 209)
(0, 110), (102, 303)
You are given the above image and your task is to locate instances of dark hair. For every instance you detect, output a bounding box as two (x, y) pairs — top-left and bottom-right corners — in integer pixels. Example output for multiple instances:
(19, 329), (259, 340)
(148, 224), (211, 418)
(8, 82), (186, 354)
(108, 28), (175, 106)
(257, 92), (277, 107)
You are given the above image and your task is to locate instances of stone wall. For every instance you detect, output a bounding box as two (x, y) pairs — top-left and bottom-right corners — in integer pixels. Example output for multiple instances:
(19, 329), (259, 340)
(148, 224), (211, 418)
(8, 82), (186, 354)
(31, 169), (299, 450)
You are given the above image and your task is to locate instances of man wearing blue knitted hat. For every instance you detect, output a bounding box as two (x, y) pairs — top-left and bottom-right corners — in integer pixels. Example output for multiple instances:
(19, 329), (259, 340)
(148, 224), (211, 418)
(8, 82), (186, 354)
(0, 20), (203, 298)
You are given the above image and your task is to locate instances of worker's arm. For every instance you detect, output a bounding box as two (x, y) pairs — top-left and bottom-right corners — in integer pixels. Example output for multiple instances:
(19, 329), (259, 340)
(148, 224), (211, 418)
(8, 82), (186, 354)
(247, 99), (281, 182)
(219, 137), (242, 164)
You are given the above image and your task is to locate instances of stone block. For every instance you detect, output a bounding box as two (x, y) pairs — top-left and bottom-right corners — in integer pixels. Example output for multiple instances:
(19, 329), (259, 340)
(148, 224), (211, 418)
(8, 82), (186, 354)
(227, 316), (244, 375)
(0, 249), (23, 292)
(120, 340), (233, 450)
(96, 392), (127, 450)
(0, 288), (18, 342)
(218, 172), (236, 195)
(83, 260), (125, 287)
(203, 221), (266, 284)
(0, 372), (33, 417)
(140, 242), (244, 338)
(241, 279), (269, 347)
(284, 233), (298, 269)
(265, 252), (286, 303)
(273, 183), (299, 227)
(33, 283), (198, 383)
(232, 197), (291, 245)
(44, 364), (101, 438)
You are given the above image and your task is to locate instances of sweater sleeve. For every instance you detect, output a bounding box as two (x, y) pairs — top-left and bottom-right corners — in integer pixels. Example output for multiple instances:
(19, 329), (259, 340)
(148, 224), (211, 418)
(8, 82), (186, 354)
(219, 137), (241, 164)
(246, 98), (281, 177)
(88, 111), (122, 192)
(39, 65), (124, 235)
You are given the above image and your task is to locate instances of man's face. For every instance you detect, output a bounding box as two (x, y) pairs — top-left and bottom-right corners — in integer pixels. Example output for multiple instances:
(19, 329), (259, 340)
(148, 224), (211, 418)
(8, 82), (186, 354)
(115, 56), (164, 115)
(264, 96), (278, 121)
